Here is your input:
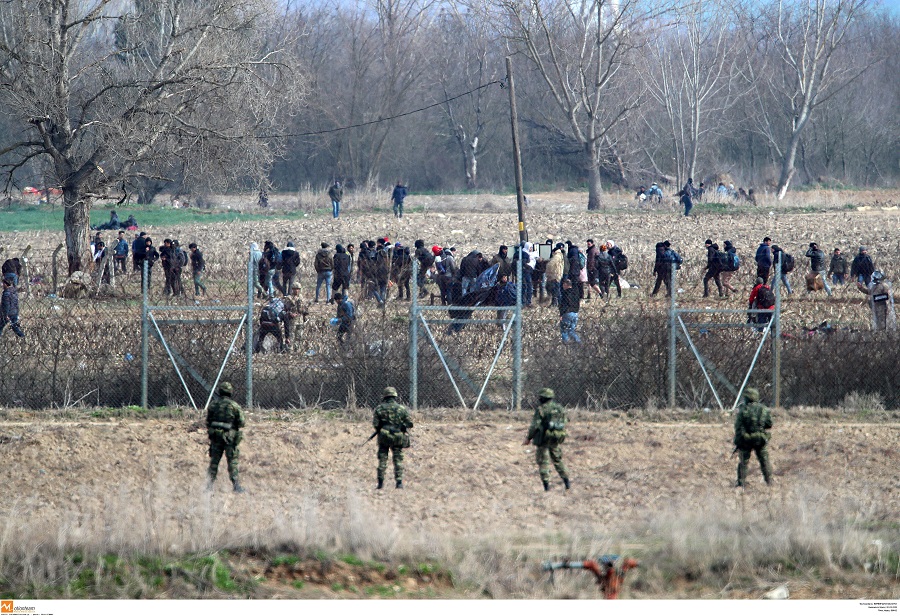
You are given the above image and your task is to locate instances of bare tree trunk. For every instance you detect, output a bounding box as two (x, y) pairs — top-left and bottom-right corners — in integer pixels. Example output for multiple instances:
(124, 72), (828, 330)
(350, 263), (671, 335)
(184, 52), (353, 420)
(63, 189), (89, 275)
(776, 130), (802, 199)
(586, 143), (604, 211)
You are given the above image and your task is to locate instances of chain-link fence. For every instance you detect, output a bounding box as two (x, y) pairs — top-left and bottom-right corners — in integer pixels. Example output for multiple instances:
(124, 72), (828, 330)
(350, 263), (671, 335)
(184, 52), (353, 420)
(0, 244), (897, 410)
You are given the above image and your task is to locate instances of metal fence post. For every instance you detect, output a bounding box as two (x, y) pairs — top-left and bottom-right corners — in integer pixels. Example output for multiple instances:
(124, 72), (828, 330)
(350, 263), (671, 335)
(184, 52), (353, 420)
(773, 259), (782, 407)
(668, 264), (677, 408)
(410, 258), (419, 411)
(513, 244), (523, 412)
(141, 259), (149, 409)
(246, 251), (254, 409)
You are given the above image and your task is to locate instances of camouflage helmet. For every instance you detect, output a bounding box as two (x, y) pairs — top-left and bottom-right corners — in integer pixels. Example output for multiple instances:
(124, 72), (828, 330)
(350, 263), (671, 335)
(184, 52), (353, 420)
(218, 381), (234, 396)
(743, 387), (760, 402)
(538, 387), (555, 400)
(382, 386), (398, 399)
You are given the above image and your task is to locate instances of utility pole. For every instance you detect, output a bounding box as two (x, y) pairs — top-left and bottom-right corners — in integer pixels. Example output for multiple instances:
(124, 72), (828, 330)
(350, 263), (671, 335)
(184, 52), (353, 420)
(506, 57), (527, 244)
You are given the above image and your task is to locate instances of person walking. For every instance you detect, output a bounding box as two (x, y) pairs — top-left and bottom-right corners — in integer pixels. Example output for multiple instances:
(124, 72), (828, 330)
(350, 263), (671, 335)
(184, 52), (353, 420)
(391, 181), (408, 218)
(206, 382), (246, 493)
(651, 241), (681, 297)
(702, 239), (724, 298)
(249, 242), (265, 298)
(720, 240), (739, 297)
(523, 388), (570, 491)
(314, 242), (334, 303)
(328, 180), (343, 219)
(805, 242), (832, 296)
(851, 246), (875, 285)
(755, 237), (773, 284)
(189, 243), (207, 296)
(827, 248), (848, 285)
(0, 275), (25, 338)
(771, 245), (794, 295)
(856, 271), (897, 331)
(332, 244), (352, 298)
(733, 387), (773, 487)
(372, 386), (413, 489)
(680, 178), (696, 216)
(559, 278), (581, 343)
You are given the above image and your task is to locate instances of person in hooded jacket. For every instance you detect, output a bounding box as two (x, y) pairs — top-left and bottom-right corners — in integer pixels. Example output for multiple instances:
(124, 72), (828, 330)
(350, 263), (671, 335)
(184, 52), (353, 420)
(459, 250), (486, 296)
(332, 244), (352, 298)
(280, 242), (300, 297)
(545, 244), (565, 306)
(720, 241), (739, 297)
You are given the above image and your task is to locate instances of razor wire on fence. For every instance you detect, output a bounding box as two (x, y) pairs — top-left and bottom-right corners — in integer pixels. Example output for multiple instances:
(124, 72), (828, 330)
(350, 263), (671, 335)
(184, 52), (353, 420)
(0, 243), (897, 411)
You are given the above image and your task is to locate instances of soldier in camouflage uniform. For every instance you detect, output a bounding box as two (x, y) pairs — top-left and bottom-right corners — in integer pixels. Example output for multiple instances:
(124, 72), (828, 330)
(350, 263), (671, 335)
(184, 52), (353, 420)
(523, 387), (570, 491)
(372, 386), (413, 489)
(206, 382), (247, 493)
(733, 387), (773, 487)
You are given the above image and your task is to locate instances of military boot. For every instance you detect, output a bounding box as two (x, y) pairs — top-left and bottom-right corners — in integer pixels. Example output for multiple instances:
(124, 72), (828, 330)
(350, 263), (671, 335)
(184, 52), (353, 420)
(232, 481), (245, 494)
(395, 480), (403, 489)
(206, 473), (216, 491)
(377, 478), (384, 490)
(543, 480), (550, 491)
(563, 478), (570, 490)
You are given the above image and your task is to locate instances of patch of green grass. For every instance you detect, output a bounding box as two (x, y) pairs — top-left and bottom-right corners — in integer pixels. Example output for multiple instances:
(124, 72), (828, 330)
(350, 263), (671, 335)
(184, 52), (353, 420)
(365, 584), (395, 597)
(292, 580), (305, 589)
(270, 555), (300, 567)
(330, 582), (344, 592)
(338, 554), (364, 567)
(397, 564), (408, 575)
(69, 569), (96, 596)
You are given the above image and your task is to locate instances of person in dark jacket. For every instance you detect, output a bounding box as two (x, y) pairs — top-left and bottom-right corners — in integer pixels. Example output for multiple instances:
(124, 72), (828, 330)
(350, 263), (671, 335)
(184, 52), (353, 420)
(1, 258), (22, 287)
(490, 245), (512, 279)
(755, 237), (773, 283)
(606, 241), (624, 298)
(314, 242), (334, 303)
(280, 242), (300, 297)
(391, 181), (407, 218)
(332, 244), (352, 298)
(851, 246), (875, 285)
(459, 250), (486, 296)
(771, 245), (793, 295)
(263, 241), (284, 297)
(680, 178), (696, 216)
(141, 237), (159, 289)
(0, 275), (24, 337)
(160, 238), (176, 295)
(721, 240), (739, 296)
(585, 239), (601, 299)
(651, 241), (680, 297)
(335, 292), (355, 343)
(703, 239), (724, 298)
(559, 278), (581, 343)
(594, 244), (615, 299)
(132, 232), (147, 272)
(113, 231), (129, 274)
(805, 242), (832, 296)
(328, 180), (343, 219)
(189, 242), (207, 296)
(827, 248), (848, 285)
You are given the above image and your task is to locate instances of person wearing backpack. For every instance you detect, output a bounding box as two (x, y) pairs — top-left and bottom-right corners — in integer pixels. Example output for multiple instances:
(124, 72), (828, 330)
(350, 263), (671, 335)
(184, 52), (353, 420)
(607, 240), (626, 298)
(733, 387), (773, 487)
(254, 297), (285, 353)
(372, 386), (413, 489)
(263, 241), (284, 297)
(702, 239), (724, 298)
(314, 242), (334, 303)
(335, 292), (356, 343)
(805, 242), (832, 296)
(523, 388), (570, 492)
(748, 277), (775, 330)
(771, 245), (794, 295)
(720, 240), (739, 297)
(651, 241), (681, 298)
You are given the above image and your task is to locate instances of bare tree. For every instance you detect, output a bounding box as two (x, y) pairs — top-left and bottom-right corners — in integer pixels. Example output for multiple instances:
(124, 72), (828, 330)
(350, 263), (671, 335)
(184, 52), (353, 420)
(747, 0), (876, 199)
(641, 0), (746, 187)
(0, 0), (299, 273)
(489, 0), (669, 209)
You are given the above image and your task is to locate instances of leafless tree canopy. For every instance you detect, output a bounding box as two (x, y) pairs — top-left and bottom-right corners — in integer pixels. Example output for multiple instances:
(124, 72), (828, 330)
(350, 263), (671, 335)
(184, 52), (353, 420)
(0, 0), (896, 220)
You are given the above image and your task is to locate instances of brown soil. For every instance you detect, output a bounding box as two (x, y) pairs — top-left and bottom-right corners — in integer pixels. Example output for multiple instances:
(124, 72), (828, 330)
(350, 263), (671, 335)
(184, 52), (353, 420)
(0, 415), (897, 598)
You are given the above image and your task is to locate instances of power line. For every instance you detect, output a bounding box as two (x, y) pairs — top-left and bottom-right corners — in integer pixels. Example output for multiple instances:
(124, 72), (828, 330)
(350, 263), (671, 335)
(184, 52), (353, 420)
(266, 79), (505, 139)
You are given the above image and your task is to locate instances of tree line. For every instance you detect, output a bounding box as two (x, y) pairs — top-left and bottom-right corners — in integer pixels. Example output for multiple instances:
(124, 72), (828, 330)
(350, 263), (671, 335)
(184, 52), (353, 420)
(0, 0), (896, 273)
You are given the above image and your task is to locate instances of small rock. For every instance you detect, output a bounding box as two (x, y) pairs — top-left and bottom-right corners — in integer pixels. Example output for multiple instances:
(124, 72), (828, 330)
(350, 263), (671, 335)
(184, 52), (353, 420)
(764, 585), (789, 600)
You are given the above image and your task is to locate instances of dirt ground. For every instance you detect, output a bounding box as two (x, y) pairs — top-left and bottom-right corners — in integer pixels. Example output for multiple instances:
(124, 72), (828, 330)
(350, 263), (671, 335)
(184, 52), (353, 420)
(0, 414), (897, 598)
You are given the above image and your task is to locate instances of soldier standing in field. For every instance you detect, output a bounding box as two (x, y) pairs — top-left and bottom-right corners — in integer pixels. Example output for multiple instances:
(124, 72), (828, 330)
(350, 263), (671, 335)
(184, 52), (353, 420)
(372, 386), (413, 489)
(206, 382), (246, 493)
(733, 387), (773, 488)
(523, 388), (570, 491)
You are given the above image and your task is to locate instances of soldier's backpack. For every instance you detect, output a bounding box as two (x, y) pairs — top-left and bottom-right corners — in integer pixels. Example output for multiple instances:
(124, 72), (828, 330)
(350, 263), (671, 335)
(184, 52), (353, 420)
(260, 298), (284, 324)
(782, 253), (795, 273)
(540, 404), (567, 445)
(725, 251), (740, 272)
(613, 252), (628, 271)
(578, 251), (587, 269)
(756, 285), (775, 309)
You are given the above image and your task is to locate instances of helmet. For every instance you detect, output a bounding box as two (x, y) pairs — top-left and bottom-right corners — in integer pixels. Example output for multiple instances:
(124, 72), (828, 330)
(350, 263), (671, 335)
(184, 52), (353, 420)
(743, 387), (760, 402)
(872, 270), (884, 282)
(538, 387), (555, 400)
(218, 382), (233, 396)
(382, 386), (398, 399)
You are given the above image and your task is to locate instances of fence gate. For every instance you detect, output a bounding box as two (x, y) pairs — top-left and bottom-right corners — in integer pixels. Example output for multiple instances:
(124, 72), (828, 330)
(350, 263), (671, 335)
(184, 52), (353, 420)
(140, 259), (254, 409)
(669, 262), (783, 410)
(409, 258), (524, 411)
